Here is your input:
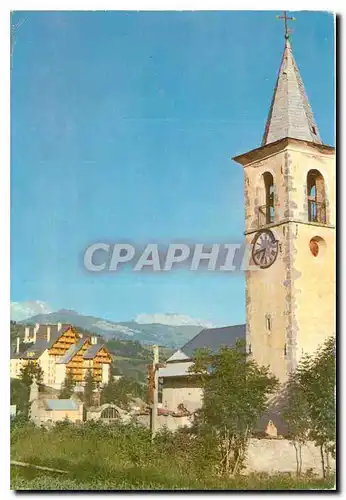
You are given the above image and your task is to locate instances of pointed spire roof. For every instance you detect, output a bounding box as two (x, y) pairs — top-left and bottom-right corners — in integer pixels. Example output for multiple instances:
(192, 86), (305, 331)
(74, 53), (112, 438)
(262, 38), (322, 146)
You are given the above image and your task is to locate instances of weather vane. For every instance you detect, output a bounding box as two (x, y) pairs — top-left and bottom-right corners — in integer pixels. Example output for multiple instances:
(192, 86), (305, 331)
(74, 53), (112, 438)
(277, 11), (296, 40)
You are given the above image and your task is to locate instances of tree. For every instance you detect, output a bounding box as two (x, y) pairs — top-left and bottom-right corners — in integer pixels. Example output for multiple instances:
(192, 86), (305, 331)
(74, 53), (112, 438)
(83, 369), (96, 408)
(100, 380), (116, 406)
(284, 336), (336, 478)
(10, 378), (30, 417)
(19, 361), (43, 388)
(101, 376), (147, 408)
(283, 371), (311, 476)
(189, 340), (278, 476)
(59, 370), (76, 399)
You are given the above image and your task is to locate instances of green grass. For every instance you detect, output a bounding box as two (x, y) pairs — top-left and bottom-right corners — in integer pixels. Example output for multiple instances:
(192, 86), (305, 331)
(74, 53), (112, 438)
(11, 422), (335, 491)
(10, 466), (336, 491)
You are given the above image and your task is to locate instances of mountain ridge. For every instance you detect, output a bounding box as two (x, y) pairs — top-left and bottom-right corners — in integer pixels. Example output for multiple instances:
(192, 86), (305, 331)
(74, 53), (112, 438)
(17, 308), (205, 349)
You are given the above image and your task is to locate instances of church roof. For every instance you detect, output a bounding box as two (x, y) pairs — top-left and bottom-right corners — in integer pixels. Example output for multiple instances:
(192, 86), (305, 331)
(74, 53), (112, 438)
(262, 38), (322, 146)
(181, 324), (246, 358)
(158, 325), (246, 379)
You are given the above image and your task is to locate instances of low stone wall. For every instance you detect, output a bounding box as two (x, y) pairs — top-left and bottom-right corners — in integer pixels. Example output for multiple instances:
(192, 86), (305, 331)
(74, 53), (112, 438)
(246, 438), (335, 476)
(133, 414), (334, 476)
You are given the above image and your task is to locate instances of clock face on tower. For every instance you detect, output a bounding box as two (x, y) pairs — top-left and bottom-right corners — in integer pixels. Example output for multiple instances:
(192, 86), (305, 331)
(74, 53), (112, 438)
(251, 229), (279, 268)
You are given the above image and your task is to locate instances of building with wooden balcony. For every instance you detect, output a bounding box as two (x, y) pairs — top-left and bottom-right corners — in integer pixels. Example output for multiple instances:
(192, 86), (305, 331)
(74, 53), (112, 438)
(10, 323), (113, 390)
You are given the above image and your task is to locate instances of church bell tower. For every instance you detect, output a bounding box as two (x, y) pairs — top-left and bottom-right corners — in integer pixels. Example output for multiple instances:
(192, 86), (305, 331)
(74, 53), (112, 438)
(233, 16), (335, 382)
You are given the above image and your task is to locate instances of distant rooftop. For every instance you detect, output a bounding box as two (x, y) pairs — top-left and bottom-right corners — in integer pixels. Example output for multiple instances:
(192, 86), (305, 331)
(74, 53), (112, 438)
(45, 399), (79, 411)
(10, 324), (73, 359)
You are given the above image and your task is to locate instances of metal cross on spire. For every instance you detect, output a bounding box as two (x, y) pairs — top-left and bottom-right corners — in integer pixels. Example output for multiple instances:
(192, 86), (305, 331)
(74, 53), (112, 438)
(276, 11), (296, 40)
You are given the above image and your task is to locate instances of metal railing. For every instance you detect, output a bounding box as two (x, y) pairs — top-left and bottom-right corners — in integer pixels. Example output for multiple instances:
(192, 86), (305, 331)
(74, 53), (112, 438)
(308, 200), (327, 224)
(256, 201), (327, 227)
(258, 204), (275, 227)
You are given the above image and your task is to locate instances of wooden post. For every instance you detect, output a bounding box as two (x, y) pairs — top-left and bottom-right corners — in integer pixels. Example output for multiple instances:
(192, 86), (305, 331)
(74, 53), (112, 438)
(150, 345), (159, 439)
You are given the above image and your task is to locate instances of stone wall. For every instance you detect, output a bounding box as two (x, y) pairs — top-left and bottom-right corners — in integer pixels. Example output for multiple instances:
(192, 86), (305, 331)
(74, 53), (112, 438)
(246, 438), (335, 476)
(135, 412), (334, 476)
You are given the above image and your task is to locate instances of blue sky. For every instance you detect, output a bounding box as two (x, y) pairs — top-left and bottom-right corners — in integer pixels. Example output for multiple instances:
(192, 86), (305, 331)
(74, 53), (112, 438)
(11, 11), (334, 325)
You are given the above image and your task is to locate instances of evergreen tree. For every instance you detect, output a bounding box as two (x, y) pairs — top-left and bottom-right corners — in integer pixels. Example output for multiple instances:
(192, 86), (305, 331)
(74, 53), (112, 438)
(101, 375), (146, 408)
(19, 361), (43, 388)
(10, 378), (30, 417)
(59, 370), (76, 399)
(83, 369), (96, 408)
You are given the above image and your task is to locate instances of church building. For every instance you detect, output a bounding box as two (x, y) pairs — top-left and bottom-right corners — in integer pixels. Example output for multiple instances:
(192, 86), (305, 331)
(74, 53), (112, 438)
(159, 24), (335, 412)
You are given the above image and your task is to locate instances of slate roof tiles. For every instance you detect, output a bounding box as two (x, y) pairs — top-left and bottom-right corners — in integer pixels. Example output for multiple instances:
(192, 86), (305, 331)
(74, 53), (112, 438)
(262, 38), (322, 146)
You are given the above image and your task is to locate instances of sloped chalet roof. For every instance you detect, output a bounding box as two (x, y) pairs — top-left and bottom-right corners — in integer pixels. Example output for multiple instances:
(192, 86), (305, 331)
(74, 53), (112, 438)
(11, 324), (75, 360)
(56, 338), (88, 364)
(83, 344), (107, 359)
(11, 325), (111, 363)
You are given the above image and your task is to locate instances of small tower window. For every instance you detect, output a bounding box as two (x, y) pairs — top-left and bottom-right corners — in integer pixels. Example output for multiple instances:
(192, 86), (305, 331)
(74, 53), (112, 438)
(309, 236), (326, 258)
(259, 172), (275, 226)
(309, 238), (319, 257)
(265, 315), (272, 332)
(307, 169), (326, 224)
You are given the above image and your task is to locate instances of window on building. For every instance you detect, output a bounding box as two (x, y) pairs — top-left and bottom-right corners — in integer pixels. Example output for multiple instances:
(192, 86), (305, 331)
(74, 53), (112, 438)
(259, 172), (275, 226)
(309, 236), (326, 258)
(265, 315), (272, 332)
(307, 170), (326, 224)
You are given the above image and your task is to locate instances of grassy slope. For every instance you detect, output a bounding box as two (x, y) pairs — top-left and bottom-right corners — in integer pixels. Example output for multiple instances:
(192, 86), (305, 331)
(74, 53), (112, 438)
(11, 424), (335, 491)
